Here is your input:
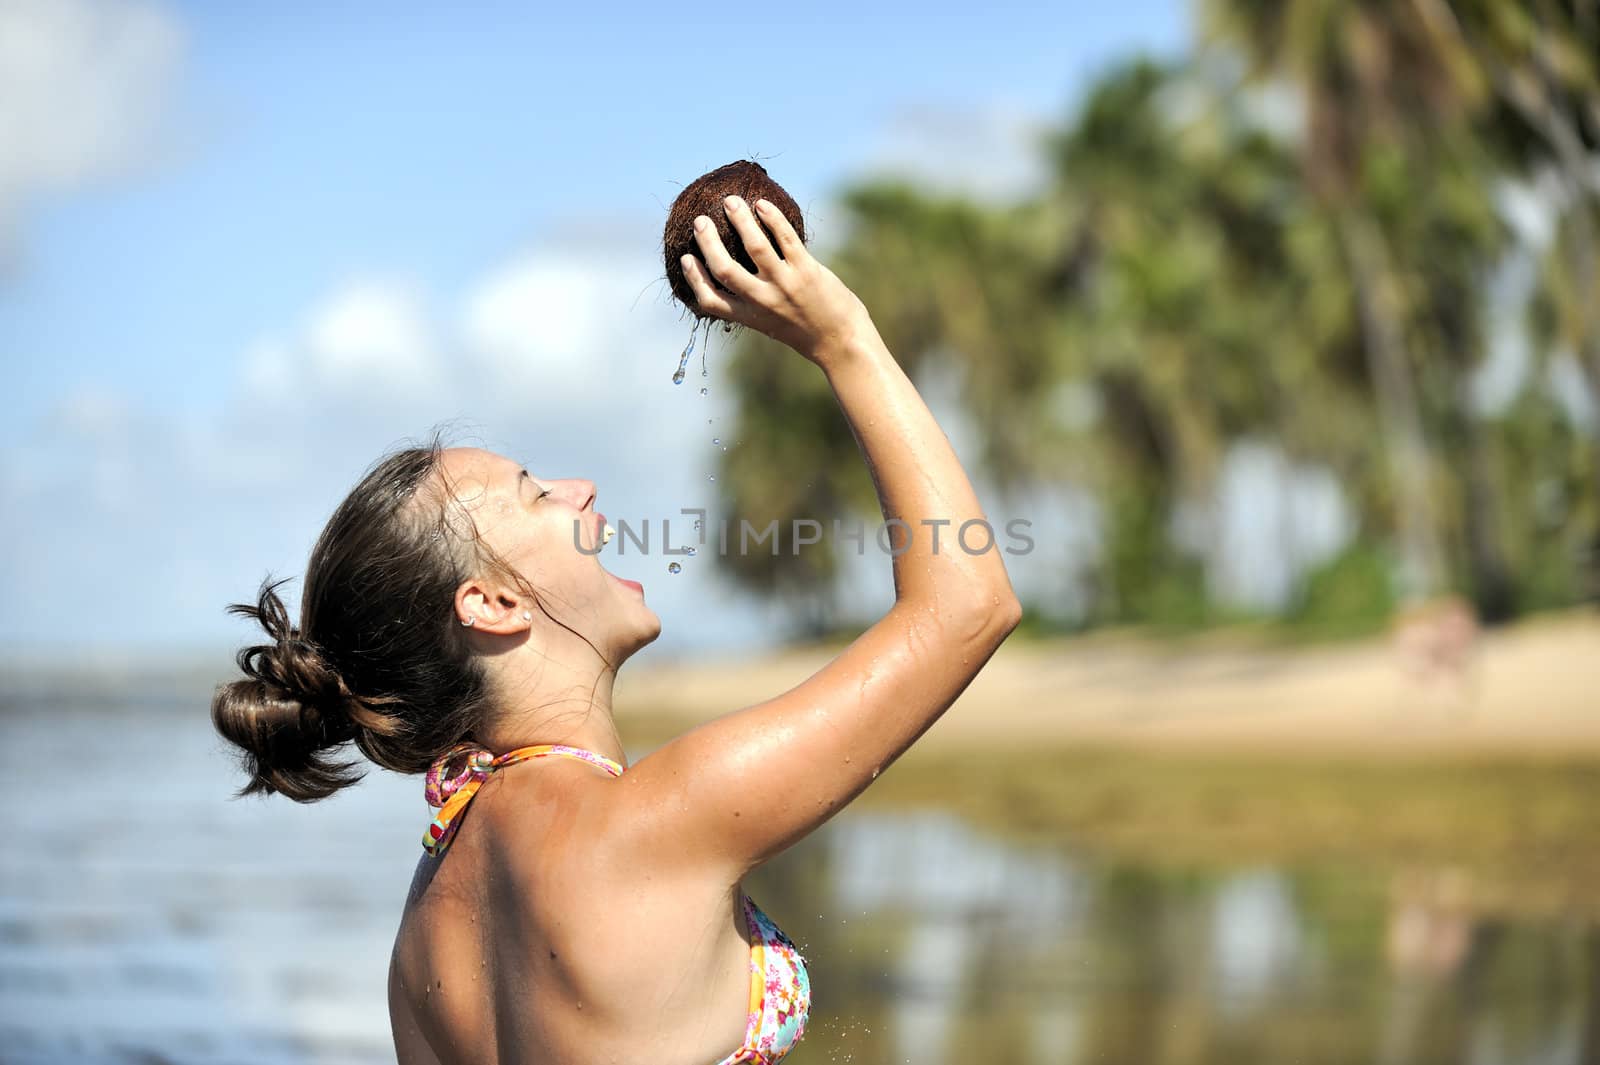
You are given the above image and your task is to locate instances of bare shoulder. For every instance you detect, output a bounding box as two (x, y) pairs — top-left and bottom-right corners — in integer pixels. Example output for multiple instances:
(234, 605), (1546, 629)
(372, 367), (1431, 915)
(389, 936), (444, 1065)
(603, 599), (1021, 884)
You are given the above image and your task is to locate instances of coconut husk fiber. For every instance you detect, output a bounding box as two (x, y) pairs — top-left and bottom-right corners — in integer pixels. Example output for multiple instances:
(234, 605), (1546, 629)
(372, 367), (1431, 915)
(663, 160), (806, 318)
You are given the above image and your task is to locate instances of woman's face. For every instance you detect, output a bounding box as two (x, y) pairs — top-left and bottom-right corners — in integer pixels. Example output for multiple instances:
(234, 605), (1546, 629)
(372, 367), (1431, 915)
(436, 447), (661, 661)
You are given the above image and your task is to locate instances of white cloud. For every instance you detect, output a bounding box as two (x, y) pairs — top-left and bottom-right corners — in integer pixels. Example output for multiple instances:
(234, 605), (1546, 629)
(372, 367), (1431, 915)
(0, 0), (184, 256)
(861, 102), (1051, 201)
(239, 337), (295, 403)
(462, 255), (614, 395)
(1, 225), (780, 656)
(51, 382), (133, 437)
(304, 279), (439, 399)
(242, 280), (440, 407)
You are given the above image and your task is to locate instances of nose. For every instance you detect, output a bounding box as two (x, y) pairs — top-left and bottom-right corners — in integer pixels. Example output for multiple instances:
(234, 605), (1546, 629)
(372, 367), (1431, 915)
(565, 479), (597, 510)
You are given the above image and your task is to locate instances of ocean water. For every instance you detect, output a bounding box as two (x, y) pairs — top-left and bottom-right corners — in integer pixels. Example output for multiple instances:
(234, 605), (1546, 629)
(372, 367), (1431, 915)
(0, 686), (1593, 1065)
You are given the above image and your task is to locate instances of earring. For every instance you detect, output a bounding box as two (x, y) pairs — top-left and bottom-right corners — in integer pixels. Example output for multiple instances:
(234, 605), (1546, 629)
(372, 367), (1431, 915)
(461, 616), (476, 628)
(521, 611), (532, 621)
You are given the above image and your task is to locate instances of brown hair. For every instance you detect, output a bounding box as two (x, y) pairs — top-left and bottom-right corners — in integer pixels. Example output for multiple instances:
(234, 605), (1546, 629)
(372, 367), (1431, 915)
(211, 434), (499, 802)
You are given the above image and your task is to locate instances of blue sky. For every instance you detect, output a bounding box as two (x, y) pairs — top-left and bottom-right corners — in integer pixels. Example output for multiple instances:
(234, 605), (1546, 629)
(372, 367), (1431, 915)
(0, 0), (1188, 660)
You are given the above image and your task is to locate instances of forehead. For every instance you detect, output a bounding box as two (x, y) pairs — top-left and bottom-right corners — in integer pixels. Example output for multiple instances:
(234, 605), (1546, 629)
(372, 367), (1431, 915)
(437, 447), (521, 505)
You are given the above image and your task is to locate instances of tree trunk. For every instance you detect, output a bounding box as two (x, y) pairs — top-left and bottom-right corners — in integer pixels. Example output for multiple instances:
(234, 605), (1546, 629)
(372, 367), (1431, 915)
(1414, 0), (1600, 595)
(1458, 399), (1516, 623)
(1486, 35), (1600, 579)
(1337, 207), (1446, 603)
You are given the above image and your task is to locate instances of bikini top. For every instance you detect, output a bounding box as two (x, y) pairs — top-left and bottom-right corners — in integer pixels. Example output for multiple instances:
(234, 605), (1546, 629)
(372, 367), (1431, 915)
(422, 743), (811, 1065)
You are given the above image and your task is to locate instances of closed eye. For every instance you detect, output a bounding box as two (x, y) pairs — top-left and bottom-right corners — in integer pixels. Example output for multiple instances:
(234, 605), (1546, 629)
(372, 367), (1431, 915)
(521, 469), (552, 503)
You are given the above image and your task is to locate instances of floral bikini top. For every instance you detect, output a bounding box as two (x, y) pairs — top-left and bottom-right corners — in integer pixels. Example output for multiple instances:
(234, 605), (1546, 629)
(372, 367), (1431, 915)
(423, 743), (811, 1065)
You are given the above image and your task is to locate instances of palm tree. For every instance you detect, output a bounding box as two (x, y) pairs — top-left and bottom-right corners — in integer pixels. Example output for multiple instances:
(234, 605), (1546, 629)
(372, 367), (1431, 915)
(1201, 0), (1487, 604)
(713, 58), (1372, 631)
(1416, 0), (1600, 416)
(1411, 0), (1600, 597)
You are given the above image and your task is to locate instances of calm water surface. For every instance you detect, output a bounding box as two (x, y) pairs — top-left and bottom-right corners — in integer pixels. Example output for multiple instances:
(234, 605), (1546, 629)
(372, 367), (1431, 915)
(0, 691), (1592, 1064)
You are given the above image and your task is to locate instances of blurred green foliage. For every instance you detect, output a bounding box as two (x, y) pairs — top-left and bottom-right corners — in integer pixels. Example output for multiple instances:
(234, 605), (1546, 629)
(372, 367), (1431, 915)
(715, 3), (1600, 640)
(1287, 544), (1396, 640)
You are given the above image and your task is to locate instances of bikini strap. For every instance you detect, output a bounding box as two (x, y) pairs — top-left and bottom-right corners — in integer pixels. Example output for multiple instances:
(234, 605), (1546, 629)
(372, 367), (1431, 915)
(422, 742), (624, 857)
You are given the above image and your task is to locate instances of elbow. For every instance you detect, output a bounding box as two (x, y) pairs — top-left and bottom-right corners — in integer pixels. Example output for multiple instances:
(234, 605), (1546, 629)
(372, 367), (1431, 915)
(991, 589), (1024, 640)
(947, 585), (1023, 648)
(996, 591), (1024, 634)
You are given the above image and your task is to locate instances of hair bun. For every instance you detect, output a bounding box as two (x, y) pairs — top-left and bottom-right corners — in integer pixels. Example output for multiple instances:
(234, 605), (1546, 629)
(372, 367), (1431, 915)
(211, 579), (362, 802)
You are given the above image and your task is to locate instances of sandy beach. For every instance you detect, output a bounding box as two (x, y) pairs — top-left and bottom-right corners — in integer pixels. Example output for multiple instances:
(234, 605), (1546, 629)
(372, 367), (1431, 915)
(618, 610), (1600, 759)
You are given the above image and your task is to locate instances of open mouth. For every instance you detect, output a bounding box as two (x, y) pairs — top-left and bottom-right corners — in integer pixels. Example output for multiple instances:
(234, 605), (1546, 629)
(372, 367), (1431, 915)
(591, 513), (639, 594)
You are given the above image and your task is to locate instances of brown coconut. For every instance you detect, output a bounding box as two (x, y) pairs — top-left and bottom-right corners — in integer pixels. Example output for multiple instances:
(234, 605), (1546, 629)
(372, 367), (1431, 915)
(663, 160), (807, 317)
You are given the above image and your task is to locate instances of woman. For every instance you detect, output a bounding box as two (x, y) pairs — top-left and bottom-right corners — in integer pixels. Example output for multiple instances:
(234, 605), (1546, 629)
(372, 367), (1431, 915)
(213, 193), (1021, 1065)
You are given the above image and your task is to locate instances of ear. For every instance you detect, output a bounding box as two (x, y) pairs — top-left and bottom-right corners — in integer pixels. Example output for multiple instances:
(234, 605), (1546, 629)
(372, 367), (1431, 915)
(454, 579), (534, 636)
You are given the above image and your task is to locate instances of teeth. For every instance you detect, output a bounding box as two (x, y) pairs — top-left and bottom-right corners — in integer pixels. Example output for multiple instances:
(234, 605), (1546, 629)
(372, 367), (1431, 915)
(601, 523), (615, 546)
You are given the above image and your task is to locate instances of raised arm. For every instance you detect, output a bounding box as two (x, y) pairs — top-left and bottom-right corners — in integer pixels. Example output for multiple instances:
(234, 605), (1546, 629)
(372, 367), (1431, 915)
(614, 194), (1021, 881)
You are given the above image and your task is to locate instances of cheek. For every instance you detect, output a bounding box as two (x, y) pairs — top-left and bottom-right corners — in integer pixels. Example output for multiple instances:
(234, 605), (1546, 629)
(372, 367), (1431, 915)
(525, 520), (608, 605)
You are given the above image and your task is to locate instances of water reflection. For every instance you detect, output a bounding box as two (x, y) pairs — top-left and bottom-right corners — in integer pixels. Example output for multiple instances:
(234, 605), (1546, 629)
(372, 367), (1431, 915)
(1209, 870), (1305, 1017)
(821, 811), (1090, 1064)
(0, 695), (1594, 1064)
(748, 812), (1595, 1064)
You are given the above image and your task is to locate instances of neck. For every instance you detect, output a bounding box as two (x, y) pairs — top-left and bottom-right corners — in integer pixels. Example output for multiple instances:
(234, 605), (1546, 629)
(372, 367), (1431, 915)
(472, 628), (628, 767)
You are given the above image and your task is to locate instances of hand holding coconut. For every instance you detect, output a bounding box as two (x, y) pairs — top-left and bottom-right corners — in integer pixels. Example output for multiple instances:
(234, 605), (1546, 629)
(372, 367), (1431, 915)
(676, 195), (872, 367)
(644, 163), (1021, 897)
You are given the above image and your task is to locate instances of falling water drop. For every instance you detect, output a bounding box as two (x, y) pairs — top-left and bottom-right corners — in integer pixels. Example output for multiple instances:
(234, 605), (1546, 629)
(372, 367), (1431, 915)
(671, 326), (697, 385)
(668, 562), (682, 574)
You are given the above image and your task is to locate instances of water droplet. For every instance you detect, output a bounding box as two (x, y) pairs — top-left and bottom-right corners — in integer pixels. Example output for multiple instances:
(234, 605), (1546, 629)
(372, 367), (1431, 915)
(707, 474), (716, 482)
(671, 326), (696, 385)
(668, 562), (682, 574)
(685, 547), (697, 557)
(699, 387), (708, 396)
(693, 519), (704, 533)
(712, 438), (721, 446)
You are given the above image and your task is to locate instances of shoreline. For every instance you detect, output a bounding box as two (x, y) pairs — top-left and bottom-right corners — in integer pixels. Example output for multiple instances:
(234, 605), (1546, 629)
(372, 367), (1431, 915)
(616, 610), (1600, 759)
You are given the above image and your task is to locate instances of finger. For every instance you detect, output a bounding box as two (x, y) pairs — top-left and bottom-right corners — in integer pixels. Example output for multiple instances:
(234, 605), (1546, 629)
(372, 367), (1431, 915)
(722, 195), (783, 276)
(753, 198), (807, 262)
(680, 254), (740, 320)
(692, 213), (772, 301)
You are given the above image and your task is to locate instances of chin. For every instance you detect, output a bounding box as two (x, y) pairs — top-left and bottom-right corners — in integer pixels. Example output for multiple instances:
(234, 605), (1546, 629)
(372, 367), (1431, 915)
(617, 611), (663, 662)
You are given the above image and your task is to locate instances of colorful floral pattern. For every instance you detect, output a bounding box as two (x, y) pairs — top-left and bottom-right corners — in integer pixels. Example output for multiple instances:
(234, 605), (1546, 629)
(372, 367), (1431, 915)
(422, 742), (624, 857)
(418, 742), (812, 1064)
(714, 894), (811, 1065)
